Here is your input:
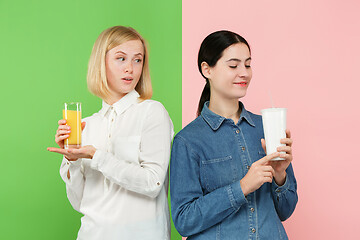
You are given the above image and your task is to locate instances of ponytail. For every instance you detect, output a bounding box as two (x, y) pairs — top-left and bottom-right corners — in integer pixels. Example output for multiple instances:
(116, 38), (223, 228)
(197, 80), (210, 116)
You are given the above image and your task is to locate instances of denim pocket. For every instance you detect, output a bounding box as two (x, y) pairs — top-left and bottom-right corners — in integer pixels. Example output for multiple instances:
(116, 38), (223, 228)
(201, 155), (236, 192)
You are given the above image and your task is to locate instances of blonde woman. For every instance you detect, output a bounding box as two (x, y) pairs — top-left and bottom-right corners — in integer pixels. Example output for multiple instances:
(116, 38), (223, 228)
(48, 26), (173, 240)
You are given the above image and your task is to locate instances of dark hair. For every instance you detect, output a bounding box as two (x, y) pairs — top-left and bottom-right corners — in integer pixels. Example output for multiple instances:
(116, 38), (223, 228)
(197, 30), (251, 116)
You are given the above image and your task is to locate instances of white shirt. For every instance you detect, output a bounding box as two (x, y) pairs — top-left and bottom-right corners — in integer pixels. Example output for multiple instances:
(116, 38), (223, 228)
(59, 90), (174, 240)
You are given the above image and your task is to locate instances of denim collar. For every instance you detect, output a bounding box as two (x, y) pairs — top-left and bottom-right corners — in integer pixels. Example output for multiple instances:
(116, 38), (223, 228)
(201, 101), (255, 131)
(99, 90), (140, 117)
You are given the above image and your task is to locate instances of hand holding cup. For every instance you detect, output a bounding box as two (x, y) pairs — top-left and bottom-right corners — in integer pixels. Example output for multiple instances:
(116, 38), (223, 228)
(261, 129), (293, 186)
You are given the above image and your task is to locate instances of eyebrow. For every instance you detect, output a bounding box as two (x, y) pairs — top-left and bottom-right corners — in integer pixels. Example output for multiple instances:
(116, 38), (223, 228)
(226, 57), (251, 62)
(114, 51), (143, 57)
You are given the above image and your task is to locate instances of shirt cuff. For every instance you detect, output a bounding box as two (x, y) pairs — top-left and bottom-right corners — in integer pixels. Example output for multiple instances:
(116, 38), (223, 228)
(65, 158), (82, 167)
(272, 173), (290, 194)
(226, 181), (247, 210)
(90, 149), (104, 170)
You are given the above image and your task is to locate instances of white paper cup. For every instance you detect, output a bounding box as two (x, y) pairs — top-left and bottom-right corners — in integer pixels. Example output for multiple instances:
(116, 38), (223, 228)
(261, 108), (287, 161)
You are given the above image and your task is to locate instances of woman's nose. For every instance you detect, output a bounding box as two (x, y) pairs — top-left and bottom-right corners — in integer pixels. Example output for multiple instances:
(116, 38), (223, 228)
(238, 65), (249, 78)
(125, 61), (133, 73)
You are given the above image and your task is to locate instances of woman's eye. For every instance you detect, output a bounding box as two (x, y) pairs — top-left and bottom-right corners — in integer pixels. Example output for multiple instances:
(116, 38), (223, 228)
(245, 65), (251, 68)
(229, 65), (237, 69)
(134, 59), (142, 63)
(117, 57), (125, 61)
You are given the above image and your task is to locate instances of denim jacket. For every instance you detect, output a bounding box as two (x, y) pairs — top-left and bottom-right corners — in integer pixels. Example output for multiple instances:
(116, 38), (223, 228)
(170, 102), (298, 240)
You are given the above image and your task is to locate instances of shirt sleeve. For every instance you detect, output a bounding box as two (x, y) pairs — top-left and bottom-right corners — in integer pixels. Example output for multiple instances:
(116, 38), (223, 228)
(59, 157), (85, 212)
(271, 163), (298, 221)
(170, 135), (248, 237)
(90, 102), (173, 199)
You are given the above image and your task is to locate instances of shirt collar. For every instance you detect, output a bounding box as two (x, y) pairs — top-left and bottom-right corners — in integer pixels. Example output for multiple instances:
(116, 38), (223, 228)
(201, 101), (255, 131)
(99, 90), (140, 117)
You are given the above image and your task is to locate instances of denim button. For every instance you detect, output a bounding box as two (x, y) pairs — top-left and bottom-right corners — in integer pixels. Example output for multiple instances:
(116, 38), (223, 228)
(251, 228), (256, 233)
(242, 147), (246, 151)
(236, 129), (239, 133)
(246, 166), (250, 170)
(276, 189), (281, 193)
(250, 208), (254, 212)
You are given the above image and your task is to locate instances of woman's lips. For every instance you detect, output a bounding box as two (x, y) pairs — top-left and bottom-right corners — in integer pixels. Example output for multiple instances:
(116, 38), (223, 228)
(234, 82), (247, 87)
(122, 77), (133, 82)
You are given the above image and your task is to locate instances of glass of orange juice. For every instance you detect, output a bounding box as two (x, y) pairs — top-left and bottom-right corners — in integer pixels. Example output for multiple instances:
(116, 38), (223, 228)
(63, 102), (82, 149)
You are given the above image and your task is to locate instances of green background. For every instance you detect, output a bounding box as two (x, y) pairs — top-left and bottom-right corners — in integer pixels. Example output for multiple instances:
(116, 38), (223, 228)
(0, 0), (182, 239)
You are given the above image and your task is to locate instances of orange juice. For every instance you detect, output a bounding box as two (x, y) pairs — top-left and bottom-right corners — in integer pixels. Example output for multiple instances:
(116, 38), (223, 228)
(63, 109), (81, 147)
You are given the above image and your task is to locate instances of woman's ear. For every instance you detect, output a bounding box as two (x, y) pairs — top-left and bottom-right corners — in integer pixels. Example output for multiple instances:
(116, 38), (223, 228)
(201, 62), (211, 79)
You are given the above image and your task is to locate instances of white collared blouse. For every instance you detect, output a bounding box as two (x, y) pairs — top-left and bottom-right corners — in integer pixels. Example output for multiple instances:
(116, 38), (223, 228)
(59, 90), (174, 240)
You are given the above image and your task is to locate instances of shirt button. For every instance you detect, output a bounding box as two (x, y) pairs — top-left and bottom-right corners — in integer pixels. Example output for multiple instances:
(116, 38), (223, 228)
(276, 189), (281, 193)
(242, 147), (246, 151)
(111, 118), (114, 122)
(108, 134), (111, 138)
(236, 129), (239, 133)
(246, 166), (250, 170)
(251, 228), (256, 233)
(250, 208), (255, 212)
(157, 182), (160, 186)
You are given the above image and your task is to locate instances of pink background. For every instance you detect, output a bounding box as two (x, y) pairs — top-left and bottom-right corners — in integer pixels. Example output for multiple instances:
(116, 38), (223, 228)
(182, 0), (360, 239)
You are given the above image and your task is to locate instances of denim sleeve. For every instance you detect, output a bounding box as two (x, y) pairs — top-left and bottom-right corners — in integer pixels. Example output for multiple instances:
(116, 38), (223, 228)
(271, 163), (298, 221)
(170, 135), (247, 237)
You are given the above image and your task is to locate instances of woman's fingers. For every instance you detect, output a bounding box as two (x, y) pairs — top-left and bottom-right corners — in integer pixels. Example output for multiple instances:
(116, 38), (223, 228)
(264, 176), (273, 183)
(47, 147), (77, 161)
(277, 145), (292, 154)
(280, 129), (293, 146)
(280, 138), (293, 146)
(279, 153), (293, 162)
(261, 138), (267, 153)
(286, 129), (291, 138)
(58, 119), (67, 125)
(56, 134), (69, 142)
(56, 129), (71, 136)
(263, 171), (273, 178)
(257, 152), (280, 165)
(58, 124), (70, 130)
(47, 147), (67, 154)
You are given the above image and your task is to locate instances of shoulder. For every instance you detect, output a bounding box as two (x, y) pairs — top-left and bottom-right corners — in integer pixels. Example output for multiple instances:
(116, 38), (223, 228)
(174, 116), (205, 141)
(137, 99), (167, 112)
(135, 99), (171, 119)
(81, 111), (101, 124)
(136, 100), (173, 127)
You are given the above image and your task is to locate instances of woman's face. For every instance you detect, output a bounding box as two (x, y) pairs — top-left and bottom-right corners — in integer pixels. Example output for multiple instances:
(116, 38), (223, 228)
(206, 43), (252, 101)
(105, 39), (144, 101)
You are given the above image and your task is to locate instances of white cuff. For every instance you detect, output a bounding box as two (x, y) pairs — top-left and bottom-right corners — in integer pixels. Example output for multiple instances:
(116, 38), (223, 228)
(90, 150), (103, 170)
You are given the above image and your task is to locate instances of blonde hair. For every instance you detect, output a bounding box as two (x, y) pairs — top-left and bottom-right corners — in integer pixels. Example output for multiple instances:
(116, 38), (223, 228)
(87, 26), (152, 101)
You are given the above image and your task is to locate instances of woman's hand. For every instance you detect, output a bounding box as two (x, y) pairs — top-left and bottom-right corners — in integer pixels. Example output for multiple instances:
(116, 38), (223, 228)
(50, 119), (87, 161)
(261, 129), (293, 186)
(55, 119), (86, 149)
(240, 152), (279, 196)
(47, 145), (97, 161)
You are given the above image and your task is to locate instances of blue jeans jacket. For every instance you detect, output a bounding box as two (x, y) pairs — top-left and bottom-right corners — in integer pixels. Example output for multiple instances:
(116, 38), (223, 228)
(170, 102), (298, 240)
